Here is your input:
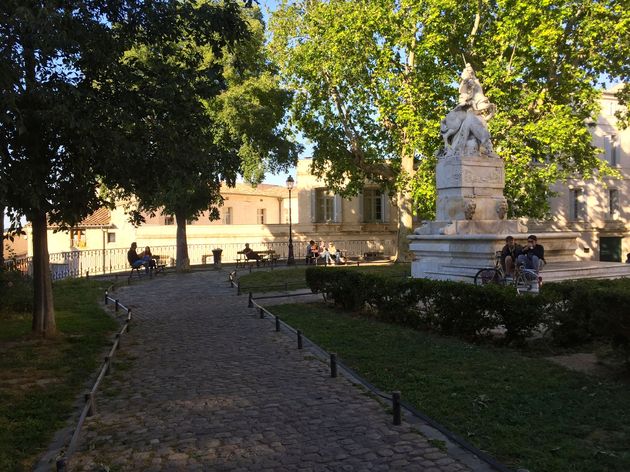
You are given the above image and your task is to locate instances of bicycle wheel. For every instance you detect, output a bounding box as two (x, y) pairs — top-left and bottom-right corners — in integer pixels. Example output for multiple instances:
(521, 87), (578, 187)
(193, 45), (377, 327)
(474, 268), (501, 285)
(515, 269), (539, 293)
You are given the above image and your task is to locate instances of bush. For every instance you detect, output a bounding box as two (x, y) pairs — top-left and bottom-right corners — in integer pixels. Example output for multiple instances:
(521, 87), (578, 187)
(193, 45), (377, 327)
(305, 267), (630, 352)
(431, 281), (497, 340)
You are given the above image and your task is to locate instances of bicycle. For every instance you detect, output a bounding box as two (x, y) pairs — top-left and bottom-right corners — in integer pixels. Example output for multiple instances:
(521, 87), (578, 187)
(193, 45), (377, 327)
(474, 251), (542, 293)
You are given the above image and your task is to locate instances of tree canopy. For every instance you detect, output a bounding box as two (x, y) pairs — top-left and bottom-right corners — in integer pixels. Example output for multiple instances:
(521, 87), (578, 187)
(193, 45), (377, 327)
(269, 0), (629, 230)
(1, 0), (137, 336)
(99, 2), (298, 270)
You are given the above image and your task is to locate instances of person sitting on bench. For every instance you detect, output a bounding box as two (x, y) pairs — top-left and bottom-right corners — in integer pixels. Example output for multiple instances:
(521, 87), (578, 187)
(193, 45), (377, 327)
(306, 240), (318, 264)
(143, 245), (157, 271)
(242, 243), (262, 267)
(127, 242), (151, 273)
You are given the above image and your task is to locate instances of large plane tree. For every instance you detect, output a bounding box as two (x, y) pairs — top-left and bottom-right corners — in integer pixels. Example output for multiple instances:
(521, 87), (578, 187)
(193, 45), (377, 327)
(100, 2), (298, 271)
(269, 0), (629, 259)
(0, 0), (137, 337)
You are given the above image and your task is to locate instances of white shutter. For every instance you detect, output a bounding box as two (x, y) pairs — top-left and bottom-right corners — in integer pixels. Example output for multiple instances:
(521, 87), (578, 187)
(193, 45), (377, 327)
(604, 137), (612, 164)
(358, 193), (364, 223)
(333, 195), (342, 223)
(310, 189), (317, 223)
(382, 193), (389, 223)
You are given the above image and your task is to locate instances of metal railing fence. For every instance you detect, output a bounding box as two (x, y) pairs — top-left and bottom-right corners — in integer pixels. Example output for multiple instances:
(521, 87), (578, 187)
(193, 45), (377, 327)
(3, 239), (395, 280)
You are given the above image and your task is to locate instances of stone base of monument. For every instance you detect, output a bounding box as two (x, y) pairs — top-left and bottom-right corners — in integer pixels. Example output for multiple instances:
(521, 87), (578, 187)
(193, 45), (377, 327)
(409, 232), (580, 282)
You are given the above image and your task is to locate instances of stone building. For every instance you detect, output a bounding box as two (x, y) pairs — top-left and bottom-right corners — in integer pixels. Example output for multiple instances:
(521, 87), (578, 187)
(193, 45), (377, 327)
(538, 84), (629, 262)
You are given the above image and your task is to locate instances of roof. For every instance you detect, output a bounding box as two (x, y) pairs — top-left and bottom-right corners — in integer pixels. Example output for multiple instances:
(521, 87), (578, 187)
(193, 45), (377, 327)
(48, 207), (112, 228)
(221, 182), (288, 198)
(80, 207), (111, 226)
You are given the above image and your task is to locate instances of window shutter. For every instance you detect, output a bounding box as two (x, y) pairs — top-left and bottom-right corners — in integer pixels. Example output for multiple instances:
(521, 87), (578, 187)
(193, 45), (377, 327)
(358, 193), (364, 223)
(333, 195), (342, 223)
(604, 137), (612, 164)
(310, 190), (317, 223)
(382, 193), (389, 223)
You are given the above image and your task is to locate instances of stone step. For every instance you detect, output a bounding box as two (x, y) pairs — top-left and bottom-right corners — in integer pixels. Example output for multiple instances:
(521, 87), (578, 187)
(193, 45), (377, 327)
(541, 261), (630, 282)
(424, 261), (630, 284)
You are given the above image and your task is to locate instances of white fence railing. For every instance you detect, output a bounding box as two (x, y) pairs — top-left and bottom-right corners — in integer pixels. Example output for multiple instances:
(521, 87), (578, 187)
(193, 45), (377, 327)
(3, 239), (395, 281)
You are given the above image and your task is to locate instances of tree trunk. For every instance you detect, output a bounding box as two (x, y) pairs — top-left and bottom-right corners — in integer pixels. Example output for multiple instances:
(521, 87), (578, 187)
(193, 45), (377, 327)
(0, 206), (4, 267)
(31, 210), (56, 338)
(175, 211), (190, 271)
(395, 151), (415, 262)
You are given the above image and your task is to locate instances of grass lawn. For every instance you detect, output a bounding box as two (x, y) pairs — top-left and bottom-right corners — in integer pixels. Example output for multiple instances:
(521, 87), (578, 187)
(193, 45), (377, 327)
(0, 277), (118, 472)
(238, 262), (410, 292)
(270, 302), (630, 472)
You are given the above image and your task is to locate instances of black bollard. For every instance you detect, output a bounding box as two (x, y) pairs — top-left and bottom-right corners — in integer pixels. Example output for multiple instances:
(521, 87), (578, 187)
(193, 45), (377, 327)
(330, 353), (337, 378)
(115, 333), (121, 350)
(392, 391), (402, 425)
(104, 356), (111, 375)
(115, 299), (119, 312)
(260, 307), (265, 319)
(275, 316), (280, 332)
(56, 458), (67, 472)
(237, 283), (241, 296)
(125, 318), (131, 333)
(248, 292), (253, 308)
(104, 291), (108, 305)
(297, 330), (303, 349)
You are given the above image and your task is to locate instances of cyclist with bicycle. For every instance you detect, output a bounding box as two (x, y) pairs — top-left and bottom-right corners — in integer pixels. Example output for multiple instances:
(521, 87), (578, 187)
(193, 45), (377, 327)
(517, 234), (545, 272)
(500, 235), (522, 278)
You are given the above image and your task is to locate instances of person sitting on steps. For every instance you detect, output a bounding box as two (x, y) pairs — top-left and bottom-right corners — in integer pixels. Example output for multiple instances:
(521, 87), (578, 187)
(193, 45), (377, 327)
(500, 235), (522, 278)
(516, 235), (545, 272)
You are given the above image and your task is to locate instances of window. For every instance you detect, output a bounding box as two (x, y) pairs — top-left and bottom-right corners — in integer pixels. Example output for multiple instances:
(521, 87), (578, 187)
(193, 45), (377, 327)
(315, 188), (334, 222)
(609, 189), (620, 217)
(604, 135), (618, 166)
(70, 229), (86, 248)
(257, 208), (266, 224)
(570, 188), (584, 220)
(223, 207), (232, 225)
(164, 216), (174, 225)
(363, 189), (384, 223)
(107, 232), (116, 243)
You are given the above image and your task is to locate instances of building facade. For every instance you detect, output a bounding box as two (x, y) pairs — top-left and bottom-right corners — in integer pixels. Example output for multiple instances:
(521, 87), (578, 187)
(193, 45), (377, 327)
(541, 85), (629, 262)
(30, 170), (397, 260)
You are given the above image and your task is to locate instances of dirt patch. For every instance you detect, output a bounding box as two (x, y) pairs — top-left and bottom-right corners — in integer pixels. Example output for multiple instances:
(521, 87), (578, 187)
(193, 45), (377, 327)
(546, 352), (611, 377)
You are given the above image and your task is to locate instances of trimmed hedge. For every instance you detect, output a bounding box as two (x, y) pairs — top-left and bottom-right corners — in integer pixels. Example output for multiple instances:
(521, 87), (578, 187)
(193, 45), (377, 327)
(306, 267), (630, 354)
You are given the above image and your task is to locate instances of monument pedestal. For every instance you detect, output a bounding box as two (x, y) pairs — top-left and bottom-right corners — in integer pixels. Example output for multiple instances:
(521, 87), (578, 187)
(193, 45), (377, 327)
(436, 155), (507, 222)
(410, 155), (578, 282)
(409, 232), (580, 282)
(410, 63), (579, 282)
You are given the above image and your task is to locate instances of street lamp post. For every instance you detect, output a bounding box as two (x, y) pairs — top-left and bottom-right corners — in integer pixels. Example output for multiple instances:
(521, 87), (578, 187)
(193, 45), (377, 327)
(286, 175), (295, 265)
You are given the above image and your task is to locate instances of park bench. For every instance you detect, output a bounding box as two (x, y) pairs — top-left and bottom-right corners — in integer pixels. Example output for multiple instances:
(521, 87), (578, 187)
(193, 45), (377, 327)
(363, 251), (385, 261)
(236, 249), (278, 268)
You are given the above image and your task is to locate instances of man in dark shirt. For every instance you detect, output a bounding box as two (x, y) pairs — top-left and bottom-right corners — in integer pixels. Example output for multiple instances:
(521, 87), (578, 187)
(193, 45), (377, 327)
(500, 235), (522, 277)
(127, 242), (149, 273)
(517, 234), (545, 272)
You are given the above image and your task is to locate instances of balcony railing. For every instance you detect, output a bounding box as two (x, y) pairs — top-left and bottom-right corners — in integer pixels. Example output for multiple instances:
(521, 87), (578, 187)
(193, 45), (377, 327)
(3, 239), (395, 281)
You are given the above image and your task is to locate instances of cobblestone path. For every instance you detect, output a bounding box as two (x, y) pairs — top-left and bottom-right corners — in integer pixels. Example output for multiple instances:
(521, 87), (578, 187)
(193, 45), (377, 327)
(69, 270), (478, 471)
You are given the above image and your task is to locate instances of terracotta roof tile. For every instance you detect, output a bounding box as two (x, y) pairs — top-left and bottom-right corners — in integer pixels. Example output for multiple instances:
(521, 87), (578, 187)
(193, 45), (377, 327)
(79, 208), (111, 227)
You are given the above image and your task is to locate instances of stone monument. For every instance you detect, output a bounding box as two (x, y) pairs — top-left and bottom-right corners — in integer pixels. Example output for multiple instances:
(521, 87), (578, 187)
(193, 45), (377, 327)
(409, 64), (577, 281)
